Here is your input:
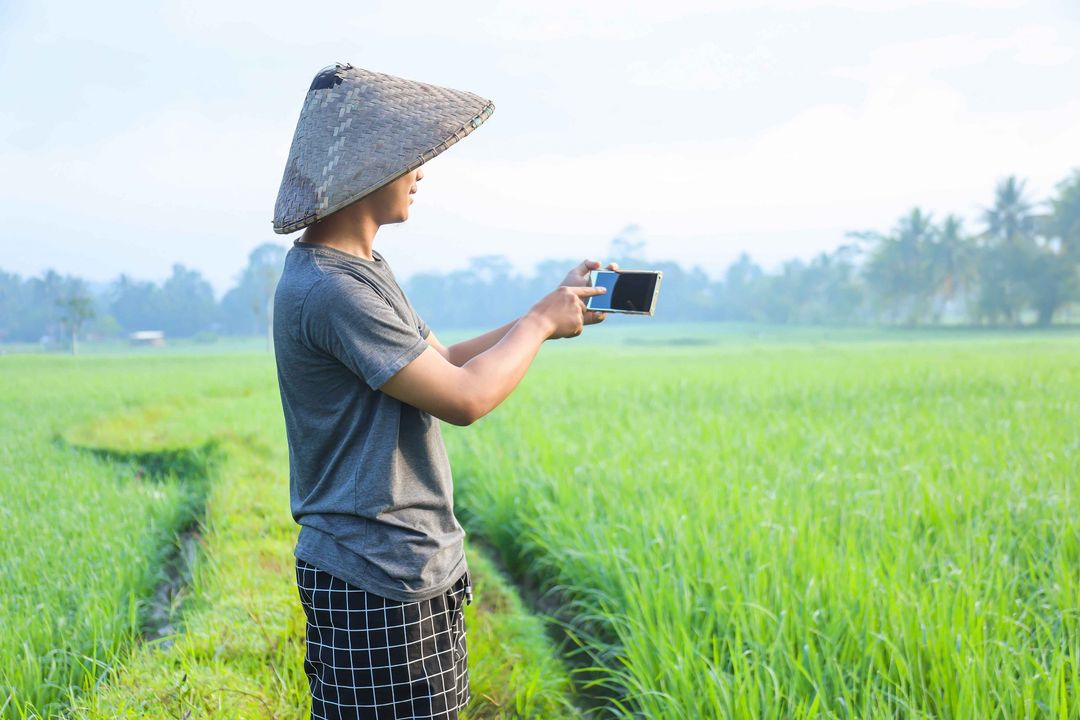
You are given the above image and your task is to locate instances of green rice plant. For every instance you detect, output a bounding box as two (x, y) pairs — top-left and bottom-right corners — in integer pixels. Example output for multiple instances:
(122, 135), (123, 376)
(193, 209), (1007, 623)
(6, 332), (1078, 719)
(1, 353), (579, 719)
(0, 354), (268, 718)
(68, 373), (580, 720)
(448, 335), (1080, 719)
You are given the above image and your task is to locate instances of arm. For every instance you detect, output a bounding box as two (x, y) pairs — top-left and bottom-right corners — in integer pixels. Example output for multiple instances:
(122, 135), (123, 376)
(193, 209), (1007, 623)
(425, 259), (618, 367)
(426, 321), (515, 367)
(382, 285), (606, 426)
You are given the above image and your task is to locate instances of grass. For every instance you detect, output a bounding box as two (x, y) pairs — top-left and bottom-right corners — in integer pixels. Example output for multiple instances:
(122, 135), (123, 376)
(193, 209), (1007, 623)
(0, 355), (254, 718)
(3, 329), (1079, 718)
(0, 353), (578, 719)
(446, 333), (1080, 718)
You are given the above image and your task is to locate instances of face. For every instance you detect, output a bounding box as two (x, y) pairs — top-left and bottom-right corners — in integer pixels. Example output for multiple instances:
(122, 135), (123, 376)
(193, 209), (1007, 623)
(365, 166), (424, 224)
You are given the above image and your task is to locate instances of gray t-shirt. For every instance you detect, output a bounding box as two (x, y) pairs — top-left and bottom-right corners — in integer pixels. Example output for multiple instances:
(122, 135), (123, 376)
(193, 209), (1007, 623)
(272, 239), (466, 602)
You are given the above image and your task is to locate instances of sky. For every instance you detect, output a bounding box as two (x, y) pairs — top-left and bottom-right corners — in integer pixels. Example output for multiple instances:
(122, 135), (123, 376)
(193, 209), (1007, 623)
(2, 0), (1079, 298)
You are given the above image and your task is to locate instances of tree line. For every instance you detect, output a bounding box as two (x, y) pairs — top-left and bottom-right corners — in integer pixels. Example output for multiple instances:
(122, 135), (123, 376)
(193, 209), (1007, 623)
(408, 172), (1080, 328)
(0, 243), (286, 351)
(1, 172), (1078, 352)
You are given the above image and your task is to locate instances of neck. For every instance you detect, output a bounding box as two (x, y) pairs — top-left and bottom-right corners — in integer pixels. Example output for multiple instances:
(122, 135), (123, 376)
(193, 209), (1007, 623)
(299, 209), (380, 261)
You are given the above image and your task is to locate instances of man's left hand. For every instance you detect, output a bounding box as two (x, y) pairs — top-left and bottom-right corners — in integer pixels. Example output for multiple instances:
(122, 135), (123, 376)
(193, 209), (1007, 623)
(560, 259), (619, 325)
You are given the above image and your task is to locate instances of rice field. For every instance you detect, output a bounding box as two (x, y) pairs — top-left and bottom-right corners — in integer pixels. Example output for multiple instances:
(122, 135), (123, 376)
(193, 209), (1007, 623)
(447, 332), (1080, 718)
(0, 356), (252, 718)
(0, 354), (574, 719)
(1, 329), (1078, 718)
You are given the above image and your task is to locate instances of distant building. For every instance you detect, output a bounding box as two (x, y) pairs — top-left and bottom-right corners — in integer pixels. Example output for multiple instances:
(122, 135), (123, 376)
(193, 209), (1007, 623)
(129, 330), (166, 347)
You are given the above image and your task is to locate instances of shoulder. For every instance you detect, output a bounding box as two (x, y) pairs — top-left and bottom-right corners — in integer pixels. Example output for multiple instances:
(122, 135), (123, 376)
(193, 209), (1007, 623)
(317, 265), (383, 294)
(303, 268), (392, 320)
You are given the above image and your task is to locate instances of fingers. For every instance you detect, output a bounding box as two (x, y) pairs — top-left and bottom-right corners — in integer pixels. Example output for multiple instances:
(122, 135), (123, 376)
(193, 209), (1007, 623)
(569, 259), (601, 279)
(567, 285), (607, 298)
(606, 261), (620, 272)
(560, 259), (602, 290)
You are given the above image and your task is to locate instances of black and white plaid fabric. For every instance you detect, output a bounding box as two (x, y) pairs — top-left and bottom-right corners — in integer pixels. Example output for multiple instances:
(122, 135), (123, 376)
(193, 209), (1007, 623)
(296, 558), (472, 719)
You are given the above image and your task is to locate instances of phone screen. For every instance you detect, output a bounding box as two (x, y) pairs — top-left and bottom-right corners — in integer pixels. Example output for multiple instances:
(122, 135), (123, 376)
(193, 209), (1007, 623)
(587, 271), (659, 313)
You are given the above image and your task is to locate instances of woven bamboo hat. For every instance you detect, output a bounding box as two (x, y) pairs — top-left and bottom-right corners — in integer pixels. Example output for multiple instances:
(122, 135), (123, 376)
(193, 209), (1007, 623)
(272, 63), (495, 234)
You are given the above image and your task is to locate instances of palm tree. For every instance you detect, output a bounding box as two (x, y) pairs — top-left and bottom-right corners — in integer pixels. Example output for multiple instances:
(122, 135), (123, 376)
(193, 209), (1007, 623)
(928, 215), (974, 323)
(976, 176), (1037, 324)
(982, 176), (1035, 242)
(862, 208), (936, 324)
(1047, 169), (1080, 262)
(1034, 169), (1080, 324)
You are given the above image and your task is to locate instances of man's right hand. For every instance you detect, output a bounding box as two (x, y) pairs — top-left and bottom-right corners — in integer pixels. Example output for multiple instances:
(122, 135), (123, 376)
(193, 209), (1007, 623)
(527, 285), (608, 339)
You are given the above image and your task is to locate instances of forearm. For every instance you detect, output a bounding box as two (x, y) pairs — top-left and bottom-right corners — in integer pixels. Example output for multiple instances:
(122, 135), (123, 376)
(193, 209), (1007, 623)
(457, 314), (551, 421)
(447, 319), (517, 366)
(382, 285), (599, 427)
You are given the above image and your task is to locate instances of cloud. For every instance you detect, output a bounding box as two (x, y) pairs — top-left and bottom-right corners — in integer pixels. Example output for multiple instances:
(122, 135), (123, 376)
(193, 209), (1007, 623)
(835, 23), (1075, 80)
(2, 0), (1075, 292)
(476, 0), (1030, 44)
(627, 43), (774, 91)
(1010, 25), (1074, 66)
(424, 73), (1080, 241)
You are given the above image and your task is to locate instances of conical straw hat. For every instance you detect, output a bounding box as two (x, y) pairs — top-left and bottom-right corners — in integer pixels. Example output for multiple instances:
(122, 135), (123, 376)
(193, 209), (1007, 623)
(273, 63), (495, 234)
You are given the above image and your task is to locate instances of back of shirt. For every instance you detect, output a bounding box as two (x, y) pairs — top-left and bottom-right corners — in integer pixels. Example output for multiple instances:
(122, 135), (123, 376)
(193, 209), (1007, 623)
(272, 240), (466, 602)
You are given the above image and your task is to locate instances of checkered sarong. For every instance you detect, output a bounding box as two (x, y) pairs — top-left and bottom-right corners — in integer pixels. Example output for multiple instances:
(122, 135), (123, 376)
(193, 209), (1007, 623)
(296, 558), (471, 719)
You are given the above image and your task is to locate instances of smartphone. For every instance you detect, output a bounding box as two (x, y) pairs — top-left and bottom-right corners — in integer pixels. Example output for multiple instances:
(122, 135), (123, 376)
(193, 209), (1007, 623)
(586, 270), (663, 315)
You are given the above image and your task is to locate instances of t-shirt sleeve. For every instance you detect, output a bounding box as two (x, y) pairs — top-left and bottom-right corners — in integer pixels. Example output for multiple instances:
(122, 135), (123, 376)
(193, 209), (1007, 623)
(301, 274), (429, 390)
(416, 310), (430, 340)
(401, 289), (429, 339)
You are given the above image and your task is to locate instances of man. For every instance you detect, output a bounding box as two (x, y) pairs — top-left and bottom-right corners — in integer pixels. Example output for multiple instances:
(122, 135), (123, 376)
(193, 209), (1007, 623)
(271, 63), (612, 720)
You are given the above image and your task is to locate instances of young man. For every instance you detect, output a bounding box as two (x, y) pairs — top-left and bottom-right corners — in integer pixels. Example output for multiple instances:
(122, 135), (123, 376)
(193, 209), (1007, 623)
(271, 63), (613, 720)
